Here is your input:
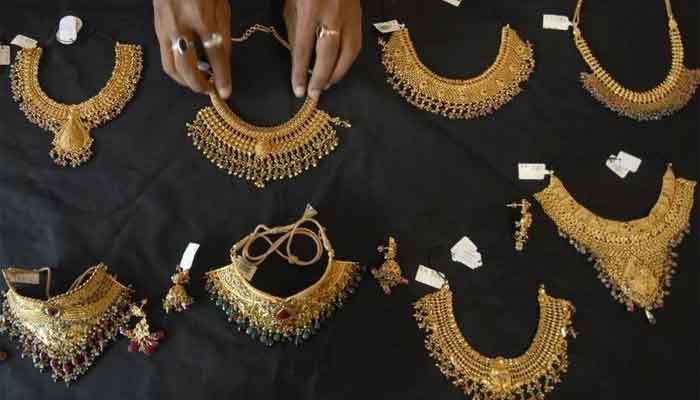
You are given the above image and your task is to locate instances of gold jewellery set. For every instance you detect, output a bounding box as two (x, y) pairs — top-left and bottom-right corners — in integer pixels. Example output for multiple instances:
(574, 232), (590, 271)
(572, 0), (699, 120)
(186, 25), (351, 189)
(379, 25), (535, 119)
(0, 264), (163, 385)
(10, 42), (143, 166)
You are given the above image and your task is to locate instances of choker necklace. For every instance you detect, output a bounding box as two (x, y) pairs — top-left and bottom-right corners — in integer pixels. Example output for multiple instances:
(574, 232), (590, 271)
(10, 42), (143, 166)
(0, 264), (134, 384)
(572, 0), (699, 120)
(205, 205), (363, 346)
(187, 25), (351, 189)
(378, 25), (534, 119)
(534, 165), (696, 323)
(414, 285), (576, 400)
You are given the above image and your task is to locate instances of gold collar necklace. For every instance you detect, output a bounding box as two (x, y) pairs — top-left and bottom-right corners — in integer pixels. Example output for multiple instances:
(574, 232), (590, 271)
(378, 25), (534, 119)
(414, 285), (576, 400)
(534, 165), (696, 323)
(0, 264), (133, 384)
(205, 206), (363, 346)
(572, 0), (699, 120)
(186, 25), (351, 189)
(10, 42), (143, 166)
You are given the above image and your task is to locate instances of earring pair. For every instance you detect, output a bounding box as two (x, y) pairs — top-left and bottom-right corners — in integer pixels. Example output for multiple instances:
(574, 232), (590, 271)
(506, 199), (533, 251)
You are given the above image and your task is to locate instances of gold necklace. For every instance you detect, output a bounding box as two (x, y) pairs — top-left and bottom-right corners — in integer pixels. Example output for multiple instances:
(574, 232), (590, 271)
(534, 165), (696, 323)
(0, 264), (134, 384)
(9, 42), (143, 166)
(205, 205), (363, 346)
(378, 25), (534, 119)
(572, 0), (699, 120)
(414, 285), (576, 400)
(186, 25), (351, 189)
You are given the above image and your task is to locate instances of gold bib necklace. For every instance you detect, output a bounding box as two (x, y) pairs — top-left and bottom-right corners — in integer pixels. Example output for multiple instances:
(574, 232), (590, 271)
(572, 0), (699, 120)
(414, 285), (576, 400)
(378, 25), (534, 119)
(205, 206), (363, 346)
(534, 165), (696, 323)
(0, 264), (134, 384)
(186, 25), (351, 189)
(10, 42), (143, 166)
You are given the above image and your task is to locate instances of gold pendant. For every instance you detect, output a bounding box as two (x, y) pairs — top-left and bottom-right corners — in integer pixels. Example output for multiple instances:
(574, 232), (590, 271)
(50, 109), (94, 167)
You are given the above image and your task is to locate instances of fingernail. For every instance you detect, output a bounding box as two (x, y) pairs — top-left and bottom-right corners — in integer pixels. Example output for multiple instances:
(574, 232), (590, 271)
(324, 84), (331, 90)
(218, 85), (231, 99)
(293, 85), (305, 98)
(308, 88), (320, 99)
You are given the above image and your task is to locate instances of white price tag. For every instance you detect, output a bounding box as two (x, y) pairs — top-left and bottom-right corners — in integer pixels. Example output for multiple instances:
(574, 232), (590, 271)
(452, 249), (483, 270)
(0, 45), (9, 66)
(237, 261), (258, 281)
(542, 14), (573, 30)
(415, 265), (447, 289)
(11, 34), (38, 49)
(606, 155), (629, 179)
(178, 242), (200, 271)
(373, 20), (404, 33)
(57, 16), (83, 45)
(442, 0), (462, 6)
(617, 151), (642, 173)
(450, 236), (478, 255)
(518, 163), (551, 180)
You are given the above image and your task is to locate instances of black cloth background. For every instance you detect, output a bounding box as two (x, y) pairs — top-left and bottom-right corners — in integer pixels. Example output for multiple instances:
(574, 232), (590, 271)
(0, 0), (698, 399)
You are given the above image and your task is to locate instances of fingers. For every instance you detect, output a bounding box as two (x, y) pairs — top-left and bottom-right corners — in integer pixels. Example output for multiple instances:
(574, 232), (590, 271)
(308, 27), (340, 98)
(197, 0), (232, 99)
(154, 1), (186, 86)
(291, 6), (317, 98)
(329, 16), (362, 86)
(173, 31), (214, 94)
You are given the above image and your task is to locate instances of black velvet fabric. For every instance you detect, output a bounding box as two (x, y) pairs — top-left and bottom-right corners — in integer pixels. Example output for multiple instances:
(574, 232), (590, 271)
(0, 1), (698, 399)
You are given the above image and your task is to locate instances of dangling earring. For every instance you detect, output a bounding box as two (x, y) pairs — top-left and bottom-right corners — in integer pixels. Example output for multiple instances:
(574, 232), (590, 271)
(371, 236), (408, 295)
(163, 266), (194, 313)
(121, 299), (165, 356)
(506, 199), (533, 251)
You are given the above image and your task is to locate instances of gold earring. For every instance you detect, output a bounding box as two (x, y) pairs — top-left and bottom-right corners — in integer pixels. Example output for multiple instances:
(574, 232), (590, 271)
(506, 199), (533, 251)
(371, 236), (408, 295)
(121, 299), (165, 356)
(163, 266), (194, 313)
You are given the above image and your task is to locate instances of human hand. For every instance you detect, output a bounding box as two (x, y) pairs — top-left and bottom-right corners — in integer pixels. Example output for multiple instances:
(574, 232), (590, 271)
(153, 0), (232, 99)
(284, 0), (362, 99)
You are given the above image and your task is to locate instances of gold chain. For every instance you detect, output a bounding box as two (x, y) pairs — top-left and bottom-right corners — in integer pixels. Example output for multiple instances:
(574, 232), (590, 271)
(186, 25), (350, 188)
(378, 25), (534, 119)
(571, 0), (699, 120)
(534, 165), (696, 323)
(9, 43), (143, 167)
(414, 285), (577, 400)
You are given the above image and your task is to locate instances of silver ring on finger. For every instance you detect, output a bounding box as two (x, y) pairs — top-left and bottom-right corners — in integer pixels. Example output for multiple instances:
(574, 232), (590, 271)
(202, 32), (223, 49)
(172, 36), (194, 56)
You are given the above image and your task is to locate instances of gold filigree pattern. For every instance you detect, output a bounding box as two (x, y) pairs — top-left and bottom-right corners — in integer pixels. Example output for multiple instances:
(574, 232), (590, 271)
(572, 0), (699, 120)
(0, 264), (133, 384)
(186, 24), (351, 188)
(9, 43), (143, 166)
(414, 285), (576, 400)
(534, 165), (696, 323)
(205, 205), (363, 346)
(378, 25), (534, 119)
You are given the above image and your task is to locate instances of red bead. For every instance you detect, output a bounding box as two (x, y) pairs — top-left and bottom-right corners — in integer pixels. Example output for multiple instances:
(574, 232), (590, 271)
(276, 309), (291, 321)
(74, 354), (85, 365)
(128, 341), (139, 353)
(143, 346), (156, 356)
(63, 362), (74, 374)
(50, 359), (61, 370)
(0, 351), (7, 361)
(154, 330), (166, 340)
